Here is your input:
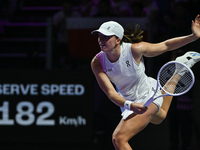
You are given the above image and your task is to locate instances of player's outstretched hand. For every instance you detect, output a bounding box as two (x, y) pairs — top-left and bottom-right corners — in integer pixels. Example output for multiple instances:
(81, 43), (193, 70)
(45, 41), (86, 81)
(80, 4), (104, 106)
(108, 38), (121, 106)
(131, 103), (147, 114)
(192, 14), (200, 38)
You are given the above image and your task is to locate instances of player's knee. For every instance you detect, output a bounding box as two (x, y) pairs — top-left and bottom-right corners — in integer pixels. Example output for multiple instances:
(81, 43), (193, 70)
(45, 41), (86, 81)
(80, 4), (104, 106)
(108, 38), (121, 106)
(112, 134), (121, 148)
(154, 116), (166, 125)
(158, 112), (167, 123)
(112, 132), (125, 149)
(151, 112), (167, 125)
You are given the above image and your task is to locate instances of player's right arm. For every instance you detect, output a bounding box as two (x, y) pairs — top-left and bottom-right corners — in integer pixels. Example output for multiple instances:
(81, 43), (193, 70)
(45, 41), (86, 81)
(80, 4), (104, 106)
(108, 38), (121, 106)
(91, 56), (147, 114)
(131, 15), (200, 61)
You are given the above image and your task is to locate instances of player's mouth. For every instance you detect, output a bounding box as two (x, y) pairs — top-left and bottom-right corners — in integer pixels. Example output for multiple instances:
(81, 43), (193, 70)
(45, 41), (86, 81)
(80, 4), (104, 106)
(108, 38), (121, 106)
(99, 42), (106, 46)
(99, 43), (106, 47)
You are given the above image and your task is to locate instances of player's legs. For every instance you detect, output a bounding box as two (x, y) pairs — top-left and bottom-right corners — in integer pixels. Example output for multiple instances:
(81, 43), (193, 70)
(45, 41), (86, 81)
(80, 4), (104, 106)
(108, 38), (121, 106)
(150, 93), (173, 124)
(112, 103), (158, 150)
(151, 51), (200, 124)
(150, 73), (181, 124)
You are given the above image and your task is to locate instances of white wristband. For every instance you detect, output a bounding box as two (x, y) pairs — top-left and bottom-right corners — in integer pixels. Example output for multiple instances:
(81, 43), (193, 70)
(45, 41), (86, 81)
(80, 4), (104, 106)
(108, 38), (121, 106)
(124, 101), (132, 110)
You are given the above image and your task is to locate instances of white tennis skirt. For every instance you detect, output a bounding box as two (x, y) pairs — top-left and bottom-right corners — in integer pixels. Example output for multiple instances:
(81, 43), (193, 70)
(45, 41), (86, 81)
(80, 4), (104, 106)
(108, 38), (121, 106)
(120, 77), (163, 120)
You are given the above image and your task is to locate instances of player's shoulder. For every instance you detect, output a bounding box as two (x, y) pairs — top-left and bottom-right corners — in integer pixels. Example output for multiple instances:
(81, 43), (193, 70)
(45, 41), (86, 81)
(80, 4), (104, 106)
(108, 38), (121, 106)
(91, 55), (101, 69)
(131, 41), (148, 49)
(130, 42), (148, 61)
(91, 56), (105, 75)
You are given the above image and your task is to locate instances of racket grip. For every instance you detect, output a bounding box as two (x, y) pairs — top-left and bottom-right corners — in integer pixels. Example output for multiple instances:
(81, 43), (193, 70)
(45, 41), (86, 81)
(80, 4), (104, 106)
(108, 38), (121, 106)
(143, 97), (154, 107)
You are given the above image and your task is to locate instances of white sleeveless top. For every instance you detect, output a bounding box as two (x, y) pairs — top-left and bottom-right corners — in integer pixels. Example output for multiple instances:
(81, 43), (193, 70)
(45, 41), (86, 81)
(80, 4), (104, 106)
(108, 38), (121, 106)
(96, 42), (152, 102)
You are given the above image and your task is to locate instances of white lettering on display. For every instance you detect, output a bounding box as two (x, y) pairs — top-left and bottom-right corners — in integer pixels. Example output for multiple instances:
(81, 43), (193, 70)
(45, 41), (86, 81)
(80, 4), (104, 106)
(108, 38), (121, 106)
(41, 84), (85, 95)
(0, 101), (55, 126)
(0, 101), (87, 127)
(0, 101), (14, 125)
(59, 116), (86, 127)
(0, 84), (38, 95)
(0, 84), (85, 95)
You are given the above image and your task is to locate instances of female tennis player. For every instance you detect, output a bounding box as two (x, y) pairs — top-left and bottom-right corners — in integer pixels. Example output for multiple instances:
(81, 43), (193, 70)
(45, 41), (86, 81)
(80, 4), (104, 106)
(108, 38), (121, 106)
(91, 14), (200, 150)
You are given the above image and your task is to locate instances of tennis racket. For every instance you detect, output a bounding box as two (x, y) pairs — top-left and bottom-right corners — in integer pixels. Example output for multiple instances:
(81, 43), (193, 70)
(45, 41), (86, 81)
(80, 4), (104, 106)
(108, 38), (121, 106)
(143, 61), (195, 107)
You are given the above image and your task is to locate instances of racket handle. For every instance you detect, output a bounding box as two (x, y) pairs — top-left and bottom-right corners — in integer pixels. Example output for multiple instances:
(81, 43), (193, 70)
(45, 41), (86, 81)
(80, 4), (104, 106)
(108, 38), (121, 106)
(143, 97), (154, 107)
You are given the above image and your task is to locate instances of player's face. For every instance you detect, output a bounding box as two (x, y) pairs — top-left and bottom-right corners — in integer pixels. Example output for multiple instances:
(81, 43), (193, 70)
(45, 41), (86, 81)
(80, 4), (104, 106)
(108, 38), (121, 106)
(98, 33), (119, 52)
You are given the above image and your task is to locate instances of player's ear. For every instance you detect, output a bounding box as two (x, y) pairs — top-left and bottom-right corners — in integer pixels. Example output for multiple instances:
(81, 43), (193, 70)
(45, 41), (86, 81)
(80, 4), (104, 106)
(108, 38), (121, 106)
(116, 37), (121, 44)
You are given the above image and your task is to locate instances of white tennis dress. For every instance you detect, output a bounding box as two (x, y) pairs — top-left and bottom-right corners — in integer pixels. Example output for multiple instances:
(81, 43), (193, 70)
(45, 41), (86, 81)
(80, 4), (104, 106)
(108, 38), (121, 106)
(96, 42), (163, 120)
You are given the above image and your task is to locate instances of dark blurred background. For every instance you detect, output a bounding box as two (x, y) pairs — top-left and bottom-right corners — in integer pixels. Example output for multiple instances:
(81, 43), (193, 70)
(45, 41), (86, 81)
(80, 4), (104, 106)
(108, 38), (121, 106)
(0, 0), (200, 150)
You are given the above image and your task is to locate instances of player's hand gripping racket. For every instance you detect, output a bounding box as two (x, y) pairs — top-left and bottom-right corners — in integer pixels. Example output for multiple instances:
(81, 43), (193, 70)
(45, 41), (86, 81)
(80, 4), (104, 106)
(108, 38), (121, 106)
(144, 61), (195, 107)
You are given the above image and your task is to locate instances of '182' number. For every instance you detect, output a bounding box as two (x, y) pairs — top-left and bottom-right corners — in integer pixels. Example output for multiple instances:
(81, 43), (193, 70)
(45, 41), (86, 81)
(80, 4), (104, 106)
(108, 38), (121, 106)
(0, 101), (55, 126)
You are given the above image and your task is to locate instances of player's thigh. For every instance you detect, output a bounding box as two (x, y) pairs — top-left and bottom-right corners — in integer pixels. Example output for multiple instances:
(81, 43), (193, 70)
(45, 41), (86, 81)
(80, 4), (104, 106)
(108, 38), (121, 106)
(113, 103), (158, 141)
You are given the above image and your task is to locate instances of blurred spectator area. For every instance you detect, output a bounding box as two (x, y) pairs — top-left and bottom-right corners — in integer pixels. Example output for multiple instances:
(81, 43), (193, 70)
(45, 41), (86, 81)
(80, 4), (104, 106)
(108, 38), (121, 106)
(0, 0), (199, 69)
(0, 0), (148, 69)
(0, 0), (63, 69)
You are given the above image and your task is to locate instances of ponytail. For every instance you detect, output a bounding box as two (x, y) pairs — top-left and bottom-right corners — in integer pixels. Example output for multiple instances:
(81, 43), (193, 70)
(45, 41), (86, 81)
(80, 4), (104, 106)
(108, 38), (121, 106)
(121, 24), (144, 44)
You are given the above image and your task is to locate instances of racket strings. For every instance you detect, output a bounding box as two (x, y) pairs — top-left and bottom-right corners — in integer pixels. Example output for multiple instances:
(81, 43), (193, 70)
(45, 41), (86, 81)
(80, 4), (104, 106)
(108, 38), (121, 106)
(158, 63), (193, 95)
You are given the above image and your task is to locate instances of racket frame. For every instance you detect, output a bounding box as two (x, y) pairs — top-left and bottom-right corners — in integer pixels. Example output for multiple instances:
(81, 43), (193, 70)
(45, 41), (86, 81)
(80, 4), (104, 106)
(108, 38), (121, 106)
(158, 61), (195, 96)
(143, 61), (195, 107)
